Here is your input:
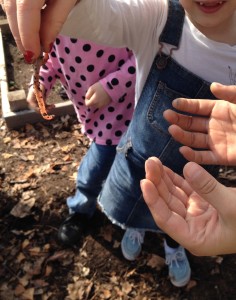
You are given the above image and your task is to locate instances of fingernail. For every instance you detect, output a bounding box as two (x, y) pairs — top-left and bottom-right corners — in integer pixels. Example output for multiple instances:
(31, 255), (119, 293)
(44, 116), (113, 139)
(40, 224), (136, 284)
(24, 50), (35, 64)
(49, 42), (53, 52)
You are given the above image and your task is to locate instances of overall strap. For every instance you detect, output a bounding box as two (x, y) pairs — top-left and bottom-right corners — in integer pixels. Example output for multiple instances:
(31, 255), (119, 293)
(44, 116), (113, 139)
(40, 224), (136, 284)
(159, 0), (185, 47)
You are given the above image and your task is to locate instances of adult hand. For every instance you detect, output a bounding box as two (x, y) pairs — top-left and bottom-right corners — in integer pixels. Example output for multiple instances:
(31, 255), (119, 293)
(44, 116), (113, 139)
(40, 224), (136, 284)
(141, 157), (236, 256)
(3, 0), (78, 61)
(164, 83), (236, 165)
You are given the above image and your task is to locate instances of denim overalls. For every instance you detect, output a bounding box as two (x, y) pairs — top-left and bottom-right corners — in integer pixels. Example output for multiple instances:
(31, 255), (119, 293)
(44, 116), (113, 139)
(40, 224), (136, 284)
(98, 0), (219, 231)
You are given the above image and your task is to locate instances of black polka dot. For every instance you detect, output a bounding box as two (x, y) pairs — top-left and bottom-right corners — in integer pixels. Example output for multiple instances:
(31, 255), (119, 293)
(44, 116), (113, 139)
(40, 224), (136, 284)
(42, 64), (49, 70)
(78, 102), (84, 106)
(75, 82), (82, 88)
(118, 59), (125, 67)
(87, 129), (93, 134)
(75, 56), (82, 64)
(39, 76), (44, 82)
(118, 94), (126, 103)
(97, 50), (104, 57)
(80, 75), (86, 81)
(70, 66), (76, 72)
(107, 82), (113, 90)
(70, 89), (76, 94)
(128, 66), (136, 74)
(59, 57), (65, 64)
(70, 38), (77, 43)
(51, 51), (57, 58)
(125, 120), (131, 126)
(65, 47), (70, 54)
(83, 44), (91, 52)
(106, 123), (112, 129)
(115, 131), (122, 137)
(108, 55), (115, 62)
(98, 131), (103, 137)
(94, 121), (98, 127)
(100, 114), (105, 121)
(127, 102), (133, 109)
(55, 75), (60, 79)
(86, 119), (91, 123)
(56, 38), (60, 45)
(116, 114), (123, 121)
(94, 108), (99, 114)
(66, 74), (71, 80)
(126, 81), (132, 88)
(99, 70), (106, 77)
(87, 65), (95, 72)
(108, 107), (115, 112)
(48, 76), (53, 82)
(111, 78), (119, 86)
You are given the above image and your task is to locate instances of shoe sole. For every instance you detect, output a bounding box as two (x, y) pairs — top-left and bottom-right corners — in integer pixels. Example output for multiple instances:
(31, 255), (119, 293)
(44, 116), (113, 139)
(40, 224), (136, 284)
(170, 269), (191, 287)
(121, 242), (141, 261)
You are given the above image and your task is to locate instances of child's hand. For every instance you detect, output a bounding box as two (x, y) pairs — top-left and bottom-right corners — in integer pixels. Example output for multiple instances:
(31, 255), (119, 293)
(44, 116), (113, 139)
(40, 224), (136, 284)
(27, 84), (55, 113)
(85, 82), (111, 109)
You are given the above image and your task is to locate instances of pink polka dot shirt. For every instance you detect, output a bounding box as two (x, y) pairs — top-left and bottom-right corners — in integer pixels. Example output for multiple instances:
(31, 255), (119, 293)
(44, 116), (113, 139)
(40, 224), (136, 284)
(39, 35), (136, 145)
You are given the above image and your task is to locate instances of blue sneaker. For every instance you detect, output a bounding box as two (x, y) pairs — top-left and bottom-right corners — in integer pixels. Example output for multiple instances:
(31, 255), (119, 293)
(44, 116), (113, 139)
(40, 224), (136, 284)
(121, 229), (145, 261)
(165, 244), (191, 287)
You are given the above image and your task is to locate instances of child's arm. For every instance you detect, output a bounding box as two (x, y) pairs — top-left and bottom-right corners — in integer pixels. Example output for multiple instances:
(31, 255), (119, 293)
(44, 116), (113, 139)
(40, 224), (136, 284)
(85, 82), (112, 109)
(98, 52), (136, 105)
(85, 51), (136, 109)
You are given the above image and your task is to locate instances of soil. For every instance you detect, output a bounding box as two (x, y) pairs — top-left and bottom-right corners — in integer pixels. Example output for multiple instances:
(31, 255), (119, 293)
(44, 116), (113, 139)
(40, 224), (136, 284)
(1, 10), (236, 300)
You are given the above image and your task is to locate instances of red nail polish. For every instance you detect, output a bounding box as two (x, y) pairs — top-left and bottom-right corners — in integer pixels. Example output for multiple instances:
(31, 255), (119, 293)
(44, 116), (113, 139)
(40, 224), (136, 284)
(24, 50), (34, 64)
(49, 42), (53, 52)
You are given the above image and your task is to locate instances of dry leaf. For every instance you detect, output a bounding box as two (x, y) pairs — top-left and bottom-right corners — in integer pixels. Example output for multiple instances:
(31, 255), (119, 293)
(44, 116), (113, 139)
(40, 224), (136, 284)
(122, 282), (133, 295)
(14, 284), (25, 296)
(21, 287), (35, 300)
(2, 153), (14, 159)
(185, 280), (197, 291)
(10, 197), (36, 218)
(100, 225), (113, 242)
(147, 254), (165, 270)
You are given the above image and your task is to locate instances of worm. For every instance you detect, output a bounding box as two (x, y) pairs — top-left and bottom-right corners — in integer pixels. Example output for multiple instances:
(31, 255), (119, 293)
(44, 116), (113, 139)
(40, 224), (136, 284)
(33, 53), (55, 120)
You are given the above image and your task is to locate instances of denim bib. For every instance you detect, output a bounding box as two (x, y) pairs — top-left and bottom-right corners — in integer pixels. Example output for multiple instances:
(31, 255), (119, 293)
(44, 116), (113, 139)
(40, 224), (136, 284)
(99, 0), (219, 230)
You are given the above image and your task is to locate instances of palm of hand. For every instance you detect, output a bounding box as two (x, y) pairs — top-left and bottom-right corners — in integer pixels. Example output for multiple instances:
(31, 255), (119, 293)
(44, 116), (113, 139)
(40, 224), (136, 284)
(207, 100), (236, 165)
(182, 191), (220, 255)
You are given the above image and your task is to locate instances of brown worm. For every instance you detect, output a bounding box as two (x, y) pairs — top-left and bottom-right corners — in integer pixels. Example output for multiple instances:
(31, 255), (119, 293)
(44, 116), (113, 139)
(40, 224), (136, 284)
(33, 53), (55, 120)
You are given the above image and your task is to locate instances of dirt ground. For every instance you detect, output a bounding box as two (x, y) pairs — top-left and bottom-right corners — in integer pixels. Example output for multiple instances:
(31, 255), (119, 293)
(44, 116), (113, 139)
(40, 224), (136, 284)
(1, 12), (236, 300)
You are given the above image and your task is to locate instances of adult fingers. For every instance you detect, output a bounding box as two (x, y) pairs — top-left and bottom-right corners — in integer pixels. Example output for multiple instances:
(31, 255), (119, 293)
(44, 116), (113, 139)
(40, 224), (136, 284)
(168, 124), (209, 148)
(183, 162), (228, 210)
(144, 157), (188, 215)
(171, 98), (216, 116)
(4, 0), (25, 53)
(211, 82), (236, 103)
(179, 147), (221, 165)
(164, 110), (208, 132)
(5, 0), (77, 60)
(141, 178), (189, 243)
(40, 0), (78, 53)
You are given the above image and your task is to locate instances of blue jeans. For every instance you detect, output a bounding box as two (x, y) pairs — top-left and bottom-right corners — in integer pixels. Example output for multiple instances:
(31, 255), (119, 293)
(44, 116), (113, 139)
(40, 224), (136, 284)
(67, 142), (117, 217)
